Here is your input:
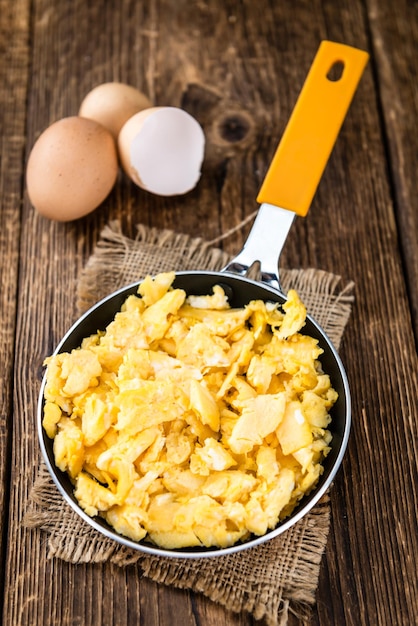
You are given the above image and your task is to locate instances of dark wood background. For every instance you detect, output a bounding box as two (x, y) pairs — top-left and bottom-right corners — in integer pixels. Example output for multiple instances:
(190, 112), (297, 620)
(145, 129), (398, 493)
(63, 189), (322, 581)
(1, 1), (417, 625)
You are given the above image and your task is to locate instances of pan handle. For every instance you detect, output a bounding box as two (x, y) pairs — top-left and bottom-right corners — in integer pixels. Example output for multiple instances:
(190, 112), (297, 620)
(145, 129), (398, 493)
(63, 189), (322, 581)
(223, 203), (295, 291)
(257, 41), (369, 217)
(223, 41), (369, 291)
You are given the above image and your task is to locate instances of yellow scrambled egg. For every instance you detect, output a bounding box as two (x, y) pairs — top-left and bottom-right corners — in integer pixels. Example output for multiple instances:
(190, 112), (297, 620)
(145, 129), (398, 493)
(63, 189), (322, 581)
(43, 272), (337, 549)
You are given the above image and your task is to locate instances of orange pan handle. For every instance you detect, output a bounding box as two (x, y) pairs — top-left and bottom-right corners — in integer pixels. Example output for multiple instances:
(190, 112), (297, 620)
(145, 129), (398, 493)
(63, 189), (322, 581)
(256, 41), (369, 216)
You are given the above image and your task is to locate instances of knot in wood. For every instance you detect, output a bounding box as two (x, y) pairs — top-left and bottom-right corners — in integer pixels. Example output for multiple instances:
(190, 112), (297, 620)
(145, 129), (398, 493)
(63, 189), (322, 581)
(219, 113), (250, 142)
(212, 109), (254, 147)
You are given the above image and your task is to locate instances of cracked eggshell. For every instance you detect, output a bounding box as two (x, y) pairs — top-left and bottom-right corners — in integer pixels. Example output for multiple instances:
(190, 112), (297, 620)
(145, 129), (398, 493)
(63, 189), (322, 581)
(118, 107), (205, 196)
(79, 82), (152, 140)
(26, 116), (118, 221)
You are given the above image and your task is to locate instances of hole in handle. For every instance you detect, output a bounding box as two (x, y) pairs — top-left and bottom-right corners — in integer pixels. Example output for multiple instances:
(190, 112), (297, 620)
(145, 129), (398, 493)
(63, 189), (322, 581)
(327, 60), (345, 81)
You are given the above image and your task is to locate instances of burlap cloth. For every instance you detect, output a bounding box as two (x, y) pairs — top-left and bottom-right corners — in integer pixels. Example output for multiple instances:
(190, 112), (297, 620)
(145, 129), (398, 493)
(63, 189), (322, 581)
(25, 220), (354, 626)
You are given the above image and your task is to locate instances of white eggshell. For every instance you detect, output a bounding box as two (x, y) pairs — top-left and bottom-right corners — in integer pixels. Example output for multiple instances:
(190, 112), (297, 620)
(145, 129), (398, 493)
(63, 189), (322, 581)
(118, 107), (205, 196)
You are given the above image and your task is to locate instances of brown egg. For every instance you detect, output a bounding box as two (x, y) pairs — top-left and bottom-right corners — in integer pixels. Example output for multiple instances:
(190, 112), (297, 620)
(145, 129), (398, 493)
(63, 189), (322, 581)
(79, 82), (152, 139)
(26, 116), (118, 221)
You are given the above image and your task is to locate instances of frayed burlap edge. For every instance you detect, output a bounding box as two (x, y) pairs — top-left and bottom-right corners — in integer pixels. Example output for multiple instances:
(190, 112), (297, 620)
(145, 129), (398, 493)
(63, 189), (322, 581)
(25, 220), (355, 626)
(76, 221), (353, 351)
(24, 463), (330, 626)
(76, 221), (231, 313)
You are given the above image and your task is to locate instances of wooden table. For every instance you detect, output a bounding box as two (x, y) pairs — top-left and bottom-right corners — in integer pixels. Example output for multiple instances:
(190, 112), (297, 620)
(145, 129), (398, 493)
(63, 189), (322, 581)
(1, 1), (417, 624)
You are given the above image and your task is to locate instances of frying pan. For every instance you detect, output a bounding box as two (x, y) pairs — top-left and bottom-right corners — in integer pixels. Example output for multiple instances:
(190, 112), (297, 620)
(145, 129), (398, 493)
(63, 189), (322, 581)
(38, 41), (368, 558)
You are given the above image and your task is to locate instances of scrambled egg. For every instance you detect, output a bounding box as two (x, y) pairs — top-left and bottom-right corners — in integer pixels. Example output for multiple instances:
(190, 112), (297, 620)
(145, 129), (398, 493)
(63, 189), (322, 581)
(43, 272), (337, 549)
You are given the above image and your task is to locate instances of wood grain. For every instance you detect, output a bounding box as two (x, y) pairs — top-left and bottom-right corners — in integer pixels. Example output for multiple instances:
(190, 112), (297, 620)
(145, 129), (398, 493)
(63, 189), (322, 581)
(0, 0), (31, 595)
(367, 0), (418, 343)
(1, 0), (417, 625)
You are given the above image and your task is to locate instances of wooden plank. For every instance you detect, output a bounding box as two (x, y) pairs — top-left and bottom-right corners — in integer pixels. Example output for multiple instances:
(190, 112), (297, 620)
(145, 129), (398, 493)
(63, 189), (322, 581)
(366, 0), (418, 342)
(0, 0), (30, 590)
